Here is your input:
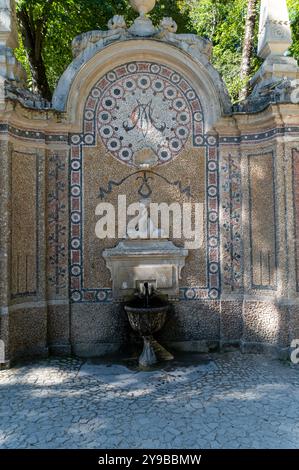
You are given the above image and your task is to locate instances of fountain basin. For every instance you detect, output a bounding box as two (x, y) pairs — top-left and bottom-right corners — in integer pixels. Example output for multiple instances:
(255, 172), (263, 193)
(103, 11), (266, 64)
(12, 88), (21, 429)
(125, 299), (169, 337)
(124, 293), (174, 367)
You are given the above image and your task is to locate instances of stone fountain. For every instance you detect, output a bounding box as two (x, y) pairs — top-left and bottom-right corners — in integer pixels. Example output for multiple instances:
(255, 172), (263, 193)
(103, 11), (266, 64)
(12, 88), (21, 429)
(124, 282), (173, 367)
(103, 199), (188, 367)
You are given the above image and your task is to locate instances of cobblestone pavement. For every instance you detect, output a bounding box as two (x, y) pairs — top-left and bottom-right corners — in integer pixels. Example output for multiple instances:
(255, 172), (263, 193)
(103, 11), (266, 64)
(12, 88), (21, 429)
(0, 352), (299, 449)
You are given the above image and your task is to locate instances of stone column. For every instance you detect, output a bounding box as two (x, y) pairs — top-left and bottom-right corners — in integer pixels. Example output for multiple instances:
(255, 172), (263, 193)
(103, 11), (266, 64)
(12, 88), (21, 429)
(0, 0), (25, 99)
(0, 140), (11, 369)
(252, 0), (299, 86)
(249, 0), (299, 358)
(258, 0), (292, 58)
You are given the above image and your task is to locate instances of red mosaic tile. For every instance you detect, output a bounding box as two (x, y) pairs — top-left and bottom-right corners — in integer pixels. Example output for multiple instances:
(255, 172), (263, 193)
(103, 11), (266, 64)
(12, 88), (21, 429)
(115, 66), (126, 77)
(72, 172), (80, 184)
(86, 97), (96, 109)
(191, 100), (200, 112)
(72, 225), (80, 237)
(72, 251), (80, 263)
(72, 199), (80, 211)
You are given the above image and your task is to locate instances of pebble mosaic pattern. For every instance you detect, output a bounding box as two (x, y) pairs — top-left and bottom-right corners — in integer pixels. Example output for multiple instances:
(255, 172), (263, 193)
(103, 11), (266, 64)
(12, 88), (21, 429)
(96, 64), (193, 165)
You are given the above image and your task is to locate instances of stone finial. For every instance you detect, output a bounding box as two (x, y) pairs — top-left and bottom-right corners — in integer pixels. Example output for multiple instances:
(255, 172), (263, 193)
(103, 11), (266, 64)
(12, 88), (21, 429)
(129, 0), (156, 17)
(0, 0), (25, 86)
(128, 0), (157, 36)
(248, 0), (299, 103)
(0, 0), (18, 49)
(258, 0), (292, 59)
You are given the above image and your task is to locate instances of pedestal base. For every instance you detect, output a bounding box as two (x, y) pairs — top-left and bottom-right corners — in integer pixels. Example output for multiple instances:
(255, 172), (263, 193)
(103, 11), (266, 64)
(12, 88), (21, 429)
(139, 335), (174, 367)
(0, 360), (11, 370)
(128, 17), (156, 37)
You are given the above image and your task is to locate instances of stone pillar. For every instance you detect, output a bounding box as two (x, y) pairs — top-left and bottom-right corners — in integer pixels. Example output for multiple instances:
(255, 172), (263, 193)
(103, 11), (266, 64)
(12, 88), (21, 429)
(258, 0), (292, 58)
(0, 0), (18, 48)
(0, 0), (25, 98)
(248, 1), (299, 358)
(252, 0), (299, 86)
(0, 140), (11, 369)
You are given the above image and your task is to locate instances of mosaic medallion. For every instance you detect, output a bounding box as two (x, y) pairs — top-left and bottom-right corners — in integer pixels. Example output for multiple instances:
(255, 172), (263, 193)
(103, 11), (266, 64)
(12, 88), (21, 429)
(95, 62), (196, 166)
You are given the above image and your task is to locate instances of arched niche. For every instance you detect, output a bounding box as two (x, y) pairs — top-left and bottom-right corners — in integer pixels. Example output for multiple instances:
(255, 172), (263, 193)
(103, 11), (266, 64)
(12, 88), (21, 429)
(53, 39), (231, 133)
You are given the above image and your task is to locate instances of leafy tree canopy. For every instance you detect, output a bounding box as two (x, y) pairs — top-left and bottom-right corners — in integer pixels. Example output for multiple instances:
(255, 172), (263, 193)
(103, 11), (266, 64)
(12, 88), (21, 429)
(14, 0), (299, 102)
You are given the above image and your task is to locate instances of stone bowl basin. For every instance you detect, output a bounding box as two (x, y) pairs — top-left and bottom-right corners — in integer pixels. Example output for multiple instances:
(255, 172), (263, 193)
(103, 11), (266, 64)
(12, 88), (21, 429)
(124, 302), (169, 337)
(124, 296), (173, 367)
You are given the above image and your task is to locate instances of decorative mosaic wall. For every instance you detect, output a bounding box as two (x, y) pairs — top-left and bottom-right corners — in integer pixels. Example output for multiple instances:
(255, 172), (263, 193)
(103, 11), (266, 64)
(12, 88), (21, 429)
(293, 149), (299, 291)
(3, 120), (298, 306)
(11, 150), (38, 299)
(70, 61), (220, 303)
(248, 152), (277, 290)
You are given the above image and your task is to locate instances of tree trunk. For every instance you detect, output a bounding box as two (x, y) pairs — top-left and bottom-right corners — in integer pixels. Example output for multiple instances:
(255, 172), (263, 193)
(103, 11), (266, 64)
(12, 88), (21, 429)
(17, 8), (52, 101)
(239, 0), (258, 101)
(26, 49), (52, 101)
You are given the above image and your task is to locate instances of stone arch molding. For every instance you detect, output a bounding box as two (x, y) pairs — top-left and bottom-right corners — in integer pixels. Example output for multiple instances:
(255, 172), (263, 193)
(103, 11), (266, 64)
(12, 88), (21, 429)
(53, 40), (231, 133)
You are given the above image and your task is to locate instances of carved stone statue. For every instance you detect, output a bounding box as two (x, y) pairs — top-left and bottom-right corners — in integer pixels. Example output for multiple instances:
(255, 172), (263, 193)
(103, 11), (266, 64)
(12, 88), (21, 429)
(159, 17), (178, 33)
(72, 15), (127, 58)
(157, 18), (212, 59)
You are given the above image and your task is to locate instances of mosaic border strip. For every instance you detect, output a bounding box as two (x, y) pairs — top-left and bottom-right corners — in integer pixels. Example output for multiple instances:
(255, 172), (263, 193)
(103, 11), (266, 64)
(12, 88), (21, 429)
(1, 123), (299, 145)
(220, 127), (299, 145)
(0, 123), (68, 143)
(47, 152), (67, 296)
(248, 150), (278, 291)
(222, 155), (243, 290)
(292, 149), (299, 292)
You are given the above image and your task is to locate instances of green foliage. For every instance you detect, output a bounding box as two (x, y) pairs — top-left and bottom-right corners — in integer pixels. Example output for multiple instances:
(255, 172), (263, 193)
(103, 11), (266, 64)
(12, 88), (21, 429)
(288, 0), (299, 61)
(16, 0), (132, 90)
(15, 0), (193, 92)
(14, 0), (299, 102)
(150, 0), (195, 33)
(186, 0), (261, 102)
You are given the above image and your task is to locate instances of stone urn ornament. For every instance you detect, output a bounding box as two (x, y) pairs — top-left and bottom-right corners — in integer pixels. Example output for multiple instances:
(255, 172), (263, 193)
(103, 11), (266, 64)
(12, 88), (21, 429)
(129, 0), (157, 36)
(130, 0), (156, 16)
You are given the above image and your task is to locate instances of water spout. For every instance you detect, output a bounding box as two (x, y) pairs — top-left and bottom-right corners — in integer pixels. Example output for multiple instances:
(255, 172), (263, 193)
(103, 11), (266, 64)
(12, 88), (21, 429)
(144, 282), (150, 308)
